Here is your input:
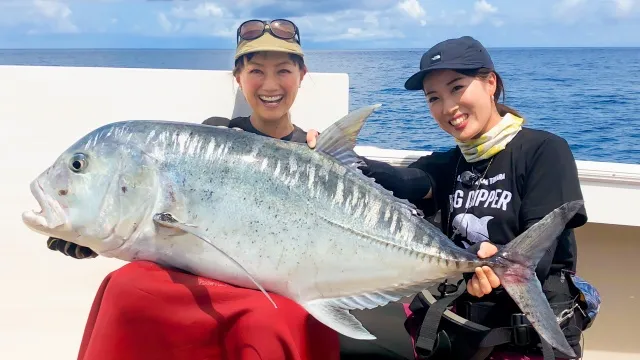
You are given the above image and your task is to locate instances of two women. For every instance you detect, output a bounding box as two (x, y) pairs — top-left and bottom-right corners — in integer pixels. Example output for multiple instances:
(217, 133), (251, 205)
(48, 19), (589, 360)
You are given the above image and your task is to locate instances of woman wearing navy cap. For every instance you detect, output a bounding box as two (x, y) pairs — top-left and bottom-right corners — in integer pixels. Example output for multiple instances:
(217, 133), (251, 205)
(393, 36), (589, 360)
(308, 36), (593, 360)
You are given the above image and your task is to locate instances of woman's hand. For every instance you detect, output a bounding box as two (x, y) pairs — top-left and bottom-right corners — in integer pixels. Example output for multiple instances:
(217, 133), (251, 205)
(467, 242), (501, 297)
(306, 130), (319, 149)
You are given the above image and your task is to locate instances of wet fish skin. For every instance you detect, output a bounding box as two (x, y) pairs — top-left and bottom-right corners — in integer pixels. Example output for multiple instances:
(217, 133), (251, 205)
(22, 105), (581, 358)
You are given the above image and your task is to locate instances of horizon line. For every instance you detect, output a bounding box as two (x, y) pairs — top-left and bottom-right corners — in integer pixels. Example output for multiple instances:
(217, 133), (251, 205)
(2, 45), (640, 51)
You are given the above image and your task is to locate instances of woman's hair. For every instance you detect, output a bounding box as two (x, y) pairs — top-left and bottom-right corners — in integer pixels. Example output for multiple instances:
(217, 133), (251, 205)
(455, 68), (523, 119)
(232, 52), (306, 77)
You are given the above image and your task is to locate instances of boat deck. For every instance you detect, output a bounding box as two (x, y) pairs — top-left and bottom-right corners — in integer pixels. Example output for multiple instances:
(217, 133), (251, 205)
(1, 65), (637, 360)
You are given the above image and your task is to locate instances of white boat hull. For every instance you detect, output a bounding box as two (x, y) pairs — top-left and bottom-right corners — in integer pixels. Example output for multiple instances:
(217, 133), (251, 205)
(1, 65), (637, 360)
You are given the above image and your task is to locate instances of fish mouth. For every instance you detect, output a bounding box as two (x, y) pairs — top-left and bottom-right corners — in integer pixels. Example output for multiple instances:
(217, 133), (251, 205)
(22, 179), (68, 236)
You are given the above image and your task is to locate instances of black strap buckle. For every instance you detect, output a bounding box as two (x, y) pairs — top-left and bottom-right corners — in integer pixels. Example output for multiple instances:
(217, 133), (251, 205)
(511, 313), (532, 346)
(436, 279), (460, 298)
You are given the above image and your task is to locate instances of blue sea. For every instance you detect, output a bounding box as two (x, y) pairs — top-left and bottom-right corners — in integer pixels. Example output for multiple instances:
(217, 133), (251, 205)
(1, 48), (639, 164)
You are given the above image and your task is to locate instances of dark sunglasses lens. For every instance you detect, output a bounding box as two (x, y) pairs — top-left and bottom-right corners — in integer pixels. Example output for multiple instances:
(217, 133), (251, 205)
(270, 20), (296, 39)
(239, 20), (265, 40)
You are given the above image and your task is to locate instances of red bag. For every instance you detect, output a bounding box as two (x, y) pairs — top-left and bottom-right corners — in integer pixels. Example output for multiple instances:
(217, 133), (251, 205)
(78, 261), (340, 360)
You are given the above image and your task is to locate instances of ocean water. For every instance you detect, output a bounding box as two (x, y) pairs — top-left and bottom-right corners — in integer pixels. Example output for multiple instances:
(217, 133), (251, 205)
(1, 48), (639, 164)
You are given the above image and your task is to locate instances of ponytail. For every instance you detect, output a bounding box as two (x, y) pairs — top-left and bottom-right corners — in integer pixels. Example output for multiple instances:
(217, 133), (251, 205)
(496, 103), (522, 118)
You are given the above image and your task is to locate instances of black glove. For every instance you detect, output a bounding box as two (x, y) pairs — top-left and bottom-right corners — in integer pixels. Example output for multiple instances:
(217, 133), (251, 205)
(357, 157), (432, 201)
(47, 237), (98, 259)
(357, 157), (394, 180)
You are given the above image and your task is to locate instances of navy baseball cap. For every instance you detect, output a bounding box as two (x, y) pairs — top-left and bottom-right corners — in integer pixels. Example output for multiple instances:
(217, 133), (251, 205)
(404, 36), (494, 91)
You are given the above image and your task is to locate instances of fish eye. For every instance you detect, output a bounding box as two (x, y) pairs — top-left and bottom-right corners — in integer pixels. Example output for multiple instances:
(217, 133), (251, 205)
(69, 153), (88, 173)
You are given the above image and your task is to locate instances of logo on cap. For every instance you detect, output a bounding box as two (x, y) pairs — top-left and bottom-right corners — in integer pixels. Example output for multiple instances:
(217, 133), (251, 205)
(430, 52), (442, 65)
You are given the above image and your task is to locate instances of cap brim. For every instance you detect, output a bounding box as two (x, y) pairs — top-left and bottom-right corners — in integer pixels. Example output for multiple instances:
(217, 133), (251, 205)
(235, 46), (302, 60)
(235, 32), (304, 60)
(404, 62), (488, 90)
(404, 69), (430, 91)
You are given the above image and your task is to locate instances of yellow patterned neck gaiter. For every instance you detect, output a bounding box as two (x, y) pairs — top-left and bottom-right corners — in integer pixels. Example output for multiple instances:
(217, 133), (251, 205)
(456, 113), (524, 163)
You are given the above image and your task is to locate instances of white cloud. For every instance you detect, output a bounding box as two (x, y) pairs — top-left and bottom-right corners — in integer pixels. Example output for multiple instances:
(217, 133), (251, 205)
(475, 0), (498, 14)
(363, 13), (379, 26)
(612, 0), (637, 17)
(142, 0), (424, 42)
(471, 0), (500, 26)
(0, 0), (639, 47)
(0, 0), (78, 33)
(287, 8), (407, 42)
(552, 0), (587, 23)
(33, 0), (78, 33)
(433, 9), (467, 26)
(157, 13), (178, 33)
(158, 2), (236, 37)
(550, 0), (638, 23)
(312, 26), (405, 42)
(170, 3), (224, 20)
(398, 0), (427, 26)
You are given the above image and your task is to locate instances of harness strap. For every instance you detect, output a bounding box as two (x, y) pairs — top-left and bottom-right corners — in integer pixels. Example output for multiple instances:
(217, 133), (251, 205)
(474, 326), (556, 360)
(414, 281), (467, 359)
(413, 281), (561, 360)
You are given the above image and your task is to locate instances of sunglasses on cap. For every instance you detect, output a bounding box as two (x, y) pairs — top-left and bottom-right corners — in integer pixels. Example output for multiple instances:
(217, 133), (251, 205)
(236, 19), (301, 45)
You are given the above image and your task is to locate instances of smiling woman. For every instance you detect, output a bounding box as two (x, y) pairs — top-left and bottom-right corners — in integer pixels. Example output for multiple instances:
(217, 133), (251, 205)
(46, 19), (312, 260)
(40, 18), (343, 360)
(202, 18), (310, 142)
(306, 35), (592, 360)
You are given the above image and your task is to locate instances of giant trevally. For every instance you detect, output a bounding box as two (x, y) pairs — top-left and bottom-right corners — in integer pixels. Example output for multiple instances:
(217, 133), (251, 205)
(22, 105), (582, 358)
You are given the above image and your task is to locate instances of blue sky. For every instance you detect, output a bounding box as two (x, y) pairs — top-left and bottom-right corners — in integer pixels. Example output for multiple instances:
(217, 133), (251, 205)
(0, 0), (638, 49)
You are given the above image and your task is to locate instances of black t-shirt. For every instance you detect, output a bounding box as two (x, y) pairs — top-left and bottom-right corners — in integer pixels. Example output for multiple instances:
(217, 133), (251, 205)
(202, 116), (308, 144)
(400, 128), (589, 354)
(408, 128), (588, 281)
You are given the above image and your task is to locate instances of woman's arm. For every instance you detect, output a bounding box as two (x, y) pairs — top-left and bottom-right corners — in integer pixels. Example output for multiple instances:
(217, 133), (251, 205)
(358, 158), (433, 201)
(306, 130), (441, 202)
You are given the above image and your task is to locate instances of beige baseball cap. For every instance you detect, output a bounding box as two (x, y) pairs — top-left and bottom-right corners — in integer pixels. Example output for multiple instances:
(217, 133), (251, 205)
(235, 31), (304, 60)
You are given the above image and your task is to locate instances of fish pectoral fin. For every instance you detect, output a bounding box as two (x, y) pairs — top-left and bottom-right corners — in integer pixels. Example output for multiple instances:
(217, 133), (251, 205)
(151, 212), (278, 309)
(302, 299), (376, 340)
(153, 212), (196, 233)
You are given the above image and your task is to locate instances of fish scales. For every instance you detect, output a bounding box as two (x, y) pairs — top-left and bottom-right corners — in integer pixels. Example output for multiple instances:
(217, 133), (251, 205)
(78, 120), (476, 299)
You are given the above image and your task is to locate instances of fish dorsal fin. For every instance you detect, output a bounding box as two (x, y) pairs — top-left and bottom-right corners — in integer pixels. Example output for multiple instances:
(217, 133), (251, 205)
(314, 104), (424, 218)
(314, 104), (381, 169)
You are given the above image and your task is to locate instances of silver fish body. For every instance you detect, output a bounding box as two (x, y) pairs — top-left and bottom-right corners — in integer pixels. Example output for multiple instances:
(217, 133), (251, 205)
(22, 105), (582, 358)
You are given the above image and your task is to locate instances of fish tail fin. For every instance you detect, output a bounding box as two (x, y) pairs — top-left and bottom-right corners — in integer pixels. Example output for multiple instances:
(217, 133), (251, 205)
(493, 200), (584, 359)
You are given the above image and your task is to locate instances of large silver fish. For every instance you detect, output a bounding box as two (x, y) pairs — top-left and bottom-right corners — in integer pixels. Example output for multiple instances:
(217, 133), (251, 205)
(22, 105), (581, 358)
